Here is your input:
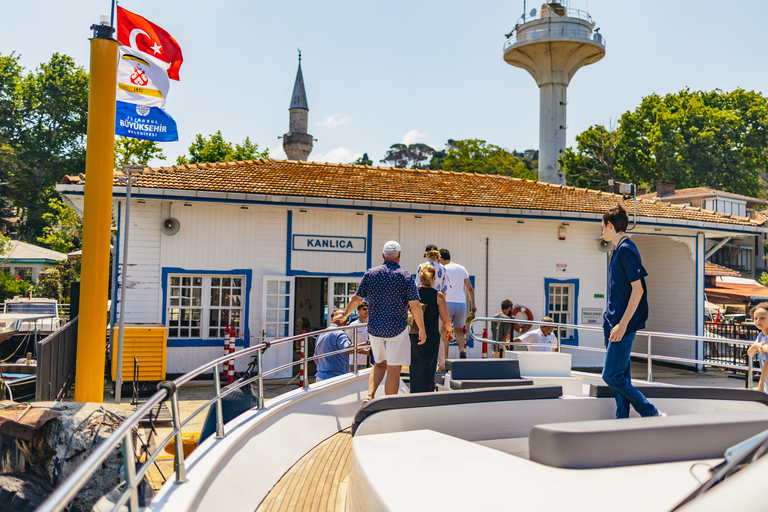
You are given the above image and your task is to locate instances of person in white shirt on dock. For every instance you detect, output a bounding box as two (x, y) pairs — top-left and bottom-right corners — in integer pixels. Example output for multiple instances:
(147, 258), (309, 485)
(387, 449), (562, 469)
(438, 248), (476, 362)
(514, 316), (559, 352)
(349, 301), (370, 369)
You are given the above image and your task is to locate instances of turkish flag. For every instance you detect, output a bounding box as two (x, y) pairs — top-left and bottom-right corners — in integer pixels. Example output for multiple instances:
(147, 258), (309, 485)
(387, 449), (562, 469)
(117, 6), (183, 81)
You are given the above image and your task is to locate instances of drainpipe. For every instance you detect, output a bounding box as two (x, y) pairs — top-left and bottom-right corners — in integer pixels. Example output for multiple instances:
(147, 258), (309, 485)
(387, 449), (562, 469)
(705, 237), (732, 260)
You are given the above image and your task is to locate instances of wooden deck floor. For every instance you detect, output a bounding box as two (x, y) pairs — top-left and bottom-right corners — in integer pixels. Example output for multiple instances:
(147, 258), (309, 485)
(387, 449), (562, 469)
(255, 429), (353, 512)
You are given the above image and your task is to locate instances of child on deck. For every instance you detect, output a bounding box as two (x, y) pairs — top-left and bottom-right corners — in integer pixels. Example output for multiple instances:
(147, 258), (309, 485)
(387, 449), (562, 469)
(747, 302), (768, 393)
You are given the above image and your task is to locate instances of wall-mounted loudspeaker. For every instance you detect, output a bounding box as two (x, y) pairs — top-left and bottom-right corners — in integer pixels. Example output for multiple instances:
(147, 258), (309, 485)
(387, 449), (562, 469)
(162, 217), (180, 236)
(596, 238), (614, 253)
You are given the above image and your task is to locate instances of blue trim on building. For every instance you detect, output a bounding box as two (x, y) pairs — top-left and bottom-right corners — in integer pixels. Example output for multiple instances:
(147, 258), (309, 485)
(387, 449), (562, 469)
(286, 210), (292, 276)
(79, 190), (763, 236)
(695, 233), (701, 366)
(366, 215), (373, 269)
(288, 270), (365, 277)
(111, 201), (122, 325)
(160, 267), (252, 348)
(544, 277), (580, 346)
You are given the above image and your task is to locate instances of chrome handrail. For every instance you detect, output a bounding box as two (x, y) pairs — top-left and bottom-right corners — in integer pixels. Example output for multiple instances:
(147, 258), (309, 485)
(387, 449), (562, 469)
(469, 317), (757, 384)
(38, 322), (369, 512)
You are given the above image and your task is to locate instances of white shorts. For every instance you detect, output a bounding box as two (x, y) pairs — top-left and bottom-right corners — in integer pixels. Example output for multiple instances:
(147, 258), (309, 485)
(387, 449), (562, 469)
(369, 325), (411, 366)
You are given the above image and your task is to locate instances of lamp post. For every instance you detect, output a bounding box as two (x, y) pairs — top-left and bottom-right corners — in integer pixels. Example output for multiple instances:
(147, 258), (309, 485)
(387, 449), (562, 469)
(114, 165), (143, 403)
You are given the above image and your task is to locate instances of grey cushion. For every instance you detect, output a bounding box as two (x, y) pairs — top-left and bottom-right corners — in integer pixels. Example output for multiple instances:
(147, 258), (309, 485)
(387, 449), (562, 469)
(445, 359), (522, 380)
(529, 412), (768, 469)
(589, 384), (768, 407)
(449, 379), (534, 390)
(353, 385), (563, 435)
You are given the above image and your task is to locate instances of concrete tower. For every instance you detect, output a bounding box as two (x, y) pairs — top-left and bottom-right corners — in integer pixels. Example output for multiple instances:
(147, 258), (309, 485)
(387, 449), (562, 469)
(282, 52), (314, 161)
(503, 2), (605, 184)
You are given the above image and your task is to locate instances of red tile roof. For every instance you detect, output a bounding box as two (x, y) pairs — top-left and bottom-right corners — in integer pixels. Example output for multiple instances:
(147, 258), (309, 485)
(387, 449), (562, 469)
(640, 186), (768, 205)
(705, 281), (768, 302)
(67, 159), (767, 228)
(704, 262), (741, 277)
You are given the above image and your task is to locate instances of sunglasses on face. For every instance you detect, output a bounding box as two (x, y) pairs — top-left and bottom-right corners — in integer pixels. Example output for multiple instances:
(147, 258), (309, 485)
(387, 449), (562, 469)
(360, 307), (368, 311)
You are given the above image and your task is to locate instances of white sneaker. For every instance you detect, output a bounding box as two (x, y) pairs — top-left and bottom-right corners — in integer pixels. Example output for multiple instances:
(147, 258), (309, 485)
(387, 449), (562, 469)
(657, 411), (667, 417)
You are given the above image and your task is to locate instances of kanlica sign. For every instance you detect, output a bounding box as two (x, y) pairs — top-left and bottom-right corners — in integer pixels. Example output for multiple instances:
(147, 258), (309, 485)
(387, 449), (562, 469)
(292, 235), (366, 253)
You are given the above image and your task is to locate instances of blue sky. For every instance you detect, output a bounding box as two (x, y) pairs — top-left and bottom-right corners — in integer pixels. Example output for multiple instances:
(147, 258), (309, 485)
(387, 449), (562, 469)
(3, 1), (768, 168)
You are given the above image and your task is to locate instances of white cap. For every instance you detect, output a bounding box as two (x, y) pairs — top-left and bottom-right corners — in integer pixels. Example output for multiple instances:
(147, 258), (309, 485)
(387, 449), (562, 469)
(382, 241), (401, 254)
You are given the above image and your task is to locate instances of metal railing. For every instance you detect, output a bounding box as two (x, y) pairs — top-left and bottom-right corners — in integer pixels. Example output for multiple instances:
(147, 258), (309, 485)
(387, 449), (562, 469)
(38, 322), (368, 512)
(504, 27), (606, 49)
(469, 317), (759, 385)
(36, 315), (79, 402)
(517, 5), (594, 25)
(704, 321), (760, 368)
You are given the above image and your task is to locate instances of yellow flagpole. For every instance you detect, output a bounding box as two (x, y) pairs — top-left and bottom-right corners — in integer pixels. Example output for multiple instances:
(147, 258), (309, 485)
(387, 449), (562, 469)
(74, 17), (117, 403)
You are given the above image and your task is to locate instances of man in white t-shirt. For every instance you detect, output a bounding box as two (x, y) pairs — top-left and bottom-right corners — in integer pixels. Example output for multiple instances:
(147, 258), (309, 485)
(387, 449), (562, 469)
(348, 301), (370, 367)
(514, 316), (558, 352)
(439, 248), (476, 361)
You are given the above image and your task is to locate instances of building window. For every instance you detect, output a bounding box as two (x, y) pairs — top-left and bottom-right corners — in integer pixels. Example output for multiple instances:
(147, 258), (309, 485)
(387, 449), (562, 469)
(547, 282), (575, 341)
(711, 245), (753, 273)
(167, 274), (244, 339)
(14, 267), (33, 281)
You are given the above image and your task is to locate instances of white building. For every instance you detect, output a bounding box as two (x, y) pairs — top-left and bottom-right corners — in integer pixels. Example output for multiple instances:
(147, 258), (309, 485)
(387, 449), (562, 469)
(0, 240), (68, 282)
(57, 161), (767, 376)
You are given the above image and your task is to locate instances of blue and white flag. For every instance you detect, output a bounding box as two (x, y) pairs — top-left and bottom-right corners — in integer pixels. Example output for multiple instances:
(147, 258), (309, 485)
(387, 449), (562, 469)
(115, 101), (178, 142)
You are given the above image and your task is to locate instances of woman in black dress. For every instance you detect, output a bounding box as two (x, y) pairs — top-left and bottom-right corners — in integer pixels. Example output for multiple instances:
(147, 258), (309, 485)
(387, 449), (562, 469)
(410, 265), (453, 393)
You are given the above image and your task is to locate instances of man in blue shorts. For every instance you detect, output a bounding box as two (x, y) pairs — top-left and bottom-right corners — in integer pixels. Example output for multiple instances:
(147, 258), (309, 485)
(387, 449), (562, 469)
(342, 241), (426, 399)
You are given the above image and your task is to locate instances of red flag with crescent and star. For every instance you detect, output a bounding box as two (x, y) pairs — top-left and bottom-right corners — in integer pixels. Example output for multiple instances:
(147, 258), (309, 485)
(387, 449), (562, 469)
(116, 6), (183, 81)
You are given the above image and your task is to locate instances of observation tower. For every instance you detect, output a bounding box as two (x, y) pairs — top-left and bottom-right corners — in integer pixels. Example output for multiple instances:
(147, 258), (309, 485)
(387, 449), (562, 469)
(503, 2), (605, 184)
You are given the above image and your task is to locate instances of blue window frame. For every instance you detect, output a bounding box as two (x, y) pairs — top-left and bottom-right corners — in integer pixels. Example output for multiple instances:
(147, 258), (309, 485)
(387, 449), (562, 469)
(161, 267), (252, 347)
(544, 278), (579, 346)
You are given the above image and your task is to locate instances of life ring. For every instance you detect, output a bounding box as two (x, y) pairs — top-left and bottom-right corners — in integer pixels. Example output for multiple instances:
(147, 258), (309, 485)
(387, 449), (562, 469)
(511, 305), (534, 333)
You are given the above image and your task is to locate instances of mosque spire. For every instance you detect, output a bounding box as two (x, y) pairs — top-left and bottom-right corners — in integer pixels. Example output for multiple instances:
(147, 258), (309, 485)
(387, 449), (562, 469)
(282, 49), (313, 161)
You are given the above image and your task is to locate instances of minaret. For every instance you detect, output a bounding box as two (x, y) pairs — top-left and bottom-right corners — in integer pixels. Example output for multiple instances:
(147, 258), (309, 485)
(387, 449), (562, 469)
(282, 51), (314, 161)
(503, 2), (605, 184)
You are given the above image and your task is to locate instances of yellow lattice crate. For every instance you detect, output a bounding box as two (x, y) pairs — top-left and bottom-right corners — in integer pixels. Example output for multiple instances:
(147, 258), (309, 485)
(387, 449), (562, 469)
(111, 323), (167, 381)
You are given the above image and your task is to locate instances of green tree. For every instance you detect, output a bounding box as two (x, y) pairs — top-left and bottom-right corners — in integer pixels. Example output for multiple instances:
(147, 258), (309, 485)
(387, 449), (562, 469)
(441, 139), (535, 179)
(353, 153), (373, 166)
(114, 137), (166, 170)
(380, 143), (436, 169)
(176, 131), (269, 164)
(0, 232), (9, 255)
(565, 89), (768, 196)
(34, 267), (62, 301)
(0, 52), (89, 242)
(37, 192), (82, 253)
(0, 271), (31, 303)
(560, 124), (625, 191)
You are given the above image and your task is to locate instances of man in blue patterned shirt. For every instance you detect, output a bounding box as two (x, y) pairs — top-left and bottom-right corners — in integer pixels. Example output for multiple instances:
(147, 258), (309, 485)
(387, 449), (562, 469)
(342, 241), (426, 400)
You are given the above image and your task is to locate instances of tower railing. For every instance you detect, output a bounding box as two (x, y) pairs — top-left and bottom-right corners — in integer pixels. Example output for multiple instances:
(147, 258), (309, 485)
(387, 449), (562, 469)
(504, 27), (606, 50)
(516, 6), (593, 26)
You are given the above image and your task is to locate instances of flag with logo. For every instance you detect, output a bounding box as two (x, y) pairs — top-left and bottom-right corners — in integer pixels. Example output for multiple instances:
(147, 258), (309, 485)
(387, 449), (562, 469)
(117, 6), (184, 81)
(117, 46), (170, 107)
(115, 101), (178, 142)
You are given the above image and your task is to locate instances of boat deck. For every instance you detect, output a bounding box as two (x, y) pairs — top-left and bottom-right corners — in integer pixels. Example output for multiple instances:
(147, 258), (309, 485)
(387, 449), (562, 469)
(256, 429), (352, 512)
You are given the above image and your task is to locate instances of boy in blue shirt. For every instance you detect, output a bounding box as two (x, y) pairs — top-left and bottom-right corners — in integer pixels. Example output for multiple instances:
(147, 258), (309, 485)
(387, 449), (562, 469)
(601, 204), (661, 419)
(747, 303), (768, 393)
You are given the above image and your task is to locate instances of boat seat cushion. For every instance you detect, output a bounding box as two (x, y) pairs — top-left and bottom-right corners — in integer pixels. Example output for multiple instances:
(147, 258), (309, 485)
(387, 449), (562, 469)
(445, 359), (522, 380)
(589, 384), (768, 407)
(529, 411), (768, 469)
(353, 385), (563, 435)
(449, 379), (534, 390)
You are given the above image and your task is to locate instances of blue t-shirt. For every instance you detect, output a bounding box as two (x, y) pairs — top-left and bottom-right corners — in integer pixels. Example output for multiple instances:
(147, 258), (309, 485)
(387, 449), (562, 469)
(315, 330), (352, 380)
(603, 238), (649, 334)
(355, 261), (420, 337)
